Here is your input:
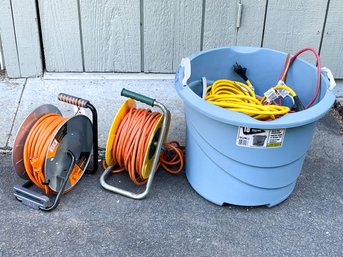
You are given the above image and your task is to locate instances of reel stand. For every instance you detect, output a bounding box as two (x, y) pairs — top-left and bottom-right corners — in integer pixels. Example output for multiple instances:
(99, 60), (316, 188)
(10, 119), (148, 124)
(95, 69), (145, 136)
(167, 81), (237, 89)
(100, 88), (171, 199)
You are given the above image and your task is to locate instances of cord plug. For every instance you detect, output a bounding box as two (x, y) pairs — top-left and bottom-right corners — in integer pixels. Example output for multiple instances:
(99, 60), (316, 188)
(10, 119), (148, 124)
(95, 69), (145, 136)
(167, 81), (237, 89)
(292, 96), (305, 112)
(233, 62), (248, 81)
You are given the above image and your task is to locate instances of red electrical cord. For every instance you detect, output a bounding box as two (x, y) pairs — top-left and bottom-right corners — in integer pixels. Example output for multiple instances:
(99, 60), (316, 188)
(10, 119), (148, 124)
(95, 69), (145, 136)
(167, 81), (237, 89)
(279, 47), (321, 109)
(105, 108), (184, 186)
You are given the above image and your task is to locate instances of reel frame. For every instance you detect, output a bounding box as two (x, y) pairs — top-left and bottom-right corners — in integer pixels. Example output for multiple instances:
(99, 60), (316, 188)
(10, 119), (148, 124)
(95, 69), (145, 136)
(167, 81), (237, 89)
(100, 88), (171, 200)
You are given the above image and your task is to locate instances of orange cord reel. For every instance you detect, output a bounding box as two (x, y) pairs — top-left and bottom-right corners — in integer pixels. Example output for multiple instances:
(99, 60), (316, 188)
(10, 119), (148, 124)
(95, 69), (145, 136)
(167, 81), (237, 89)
(12, 93), (98, 211)
(100, 88), (184, 199)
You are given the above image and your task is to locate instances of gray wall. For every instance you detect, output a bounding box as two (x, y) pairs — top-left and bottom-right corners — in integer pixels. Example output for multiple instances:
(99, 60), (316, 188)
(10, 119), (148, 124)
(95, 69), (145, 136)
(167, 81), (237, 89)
(0, 0), (342, 78)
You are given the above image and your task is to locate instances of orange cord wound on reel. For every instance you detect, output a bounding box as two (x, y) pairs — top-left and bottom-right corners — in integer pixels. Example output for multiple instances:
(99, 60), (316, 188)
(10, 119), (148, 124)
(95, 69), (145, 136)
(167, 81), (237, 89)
(103, 108), (184, 186)
(23, 113), (81, 194)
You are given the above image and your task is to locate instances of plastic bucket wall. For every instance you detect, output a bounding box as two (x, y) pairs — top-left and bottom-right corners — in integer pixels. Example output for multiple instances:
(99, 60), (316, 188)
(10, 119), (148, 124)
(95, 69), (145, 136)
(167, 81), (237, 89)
(174, 47), (336, 207)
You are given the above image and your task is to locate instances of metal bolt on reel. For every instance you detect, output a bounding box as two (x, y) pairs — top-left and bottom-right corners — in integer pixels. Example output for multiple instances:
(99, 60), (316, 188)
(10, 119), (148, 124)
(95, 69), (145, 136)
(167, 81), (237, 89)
(100, 88), (171, 199)
(12, 93), (98, 211)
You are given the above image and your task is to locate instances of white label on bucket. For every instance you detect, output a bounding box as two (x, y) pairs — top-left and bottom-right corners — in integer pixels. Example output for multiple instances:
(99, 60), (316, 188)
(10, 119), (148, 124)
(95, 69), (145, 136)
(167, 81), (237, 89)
(236, 127), (286, 148)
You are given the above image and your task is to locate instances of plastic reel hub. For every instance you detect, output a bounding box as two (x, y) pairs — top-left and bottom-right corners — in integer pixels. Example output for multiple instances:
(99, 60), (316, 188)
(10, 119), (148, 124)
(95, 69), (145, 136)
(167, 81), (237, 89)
(45, 115), (93, 192)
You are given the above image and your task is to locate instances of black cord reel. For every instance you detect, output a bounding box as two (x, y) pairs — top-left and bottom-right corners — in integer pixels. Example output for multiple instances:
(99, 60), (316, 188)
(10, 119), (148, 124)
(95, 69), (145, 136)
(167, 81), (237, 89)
(12, 93), (98, 211)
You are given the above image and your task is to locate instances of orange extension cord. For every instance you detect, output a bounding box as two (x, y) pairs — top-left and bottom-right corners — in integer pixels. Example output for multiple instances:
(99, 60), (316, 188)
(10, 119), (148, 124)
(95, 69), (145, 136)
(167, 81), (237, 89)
(106, 108), (184, 186)
(23, 113), (67, 194)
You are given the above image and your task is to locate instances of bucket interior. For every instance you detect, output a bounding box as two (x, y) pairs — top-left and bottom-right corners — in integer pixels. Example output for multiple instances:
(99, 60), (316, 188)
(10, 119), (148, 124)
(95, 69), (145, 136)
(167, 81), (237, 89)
(186, 47), (328, 108)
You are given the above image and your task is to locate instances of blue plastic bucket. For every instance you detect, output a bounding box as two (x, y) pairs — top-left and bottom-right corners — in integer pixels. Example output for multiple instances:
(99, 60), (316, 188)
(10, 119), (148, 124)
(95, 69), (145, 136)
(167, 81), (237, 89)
(174, 47), (336, 207)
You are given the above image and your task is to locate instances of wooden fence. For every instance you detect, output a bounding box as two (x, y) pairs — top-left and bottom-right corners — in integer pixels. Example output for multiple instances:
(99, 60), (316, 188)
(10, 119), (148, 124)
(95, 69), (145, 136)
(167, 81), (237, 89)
(0, 0), (342, 78)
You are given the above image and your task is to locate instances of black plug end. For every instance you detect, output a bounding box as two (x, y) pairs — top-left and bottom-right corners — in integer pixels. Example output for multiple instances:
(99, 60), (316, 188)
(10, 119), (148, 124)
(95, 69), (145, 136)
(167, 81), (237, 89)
(293, 96), (305, 112)
(233, 62), (248, 81)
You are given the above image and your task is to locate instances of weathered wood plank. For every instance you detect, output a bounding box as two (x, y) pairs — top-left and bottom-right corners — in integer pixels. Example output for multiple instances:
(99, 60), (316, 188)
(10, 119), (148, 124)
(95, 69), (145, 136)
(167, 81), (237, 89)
(203, 0), (266, 49)
(144, 0), (172, 72)
(0, 34), (5, 70)
(144, 0), (203, 73)
(38, 0), (83, 72)
(80, 0), (141, 72)
(236, 0), (266, 46)
(263, 0), (328, 63)
(202, 0), (237, 50)
(0, 0), (20, 77)
(11, 0), (42, 77)
(320, 0), (343, 78)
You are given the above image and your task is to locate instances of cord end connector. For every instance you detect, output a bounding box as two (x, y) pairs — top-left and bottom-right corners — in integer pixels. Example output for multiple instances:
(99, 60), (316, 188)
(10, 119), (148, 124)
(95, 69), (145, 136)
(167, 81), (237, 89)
(264, 88), (279, 103)
(292, 96), (305, 112)
(233, 62), (248, 81)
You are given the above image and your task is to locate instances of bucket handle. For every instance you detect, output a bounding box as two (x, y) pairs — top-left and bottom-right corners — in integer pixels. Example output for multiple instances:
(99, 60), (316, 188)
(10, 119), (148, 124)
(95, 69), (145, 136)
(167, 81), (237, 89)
(321, 67), (336, 91)
(180, 58), (191, 87)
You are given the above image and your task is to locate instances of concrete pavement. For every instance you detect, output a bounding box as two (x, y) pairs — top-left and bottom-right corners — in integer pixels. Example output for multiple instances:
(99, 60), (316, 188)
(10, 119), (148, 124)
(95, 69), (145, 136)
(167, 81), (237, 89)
(0, 72), (342, 256)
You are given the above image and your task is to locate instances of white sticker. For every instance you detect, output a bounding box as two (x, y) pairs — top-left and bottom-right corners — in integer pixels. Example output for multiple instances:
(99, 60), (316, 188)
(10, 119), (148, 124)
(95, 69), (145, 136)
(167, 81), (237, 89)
(236, 127), (286, 148)
(49, 139), (59, 152)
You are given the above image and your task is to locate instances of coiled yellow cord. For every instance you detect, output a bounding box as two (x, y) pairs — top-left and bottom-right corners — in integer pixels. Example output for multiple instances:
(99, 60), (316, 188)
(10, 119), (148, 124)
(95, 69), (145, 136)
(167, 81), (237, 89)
(206, 80), (293, 120)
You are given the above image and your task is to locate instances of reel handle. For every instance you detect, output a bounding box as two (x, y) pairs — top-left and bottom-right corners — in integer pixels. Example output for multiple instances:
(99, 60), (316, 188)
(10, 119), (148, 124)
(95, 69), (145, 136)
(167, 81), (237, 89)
(121, 88), (155, 107)
(58, 92), (99, 174)
(58, 93), (89, 108)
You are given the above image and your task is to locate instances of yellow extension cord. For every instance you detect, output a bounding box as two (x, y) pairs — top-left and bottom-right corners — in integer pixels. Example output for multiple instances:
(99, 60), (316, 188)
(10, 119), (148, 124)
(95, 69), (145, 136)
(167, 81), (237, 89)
(205, 80), (297, 120)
